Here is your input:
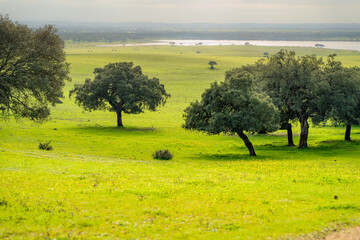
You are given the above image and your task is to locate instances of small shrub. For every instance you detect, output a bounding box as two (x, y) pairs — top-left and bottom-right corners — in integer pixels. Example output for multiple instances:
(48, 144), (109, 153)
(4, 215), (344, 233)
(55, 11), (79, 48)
(153, 150), (173, 160)
(39, 141), (53, 151)
(0, 198), (8, 206)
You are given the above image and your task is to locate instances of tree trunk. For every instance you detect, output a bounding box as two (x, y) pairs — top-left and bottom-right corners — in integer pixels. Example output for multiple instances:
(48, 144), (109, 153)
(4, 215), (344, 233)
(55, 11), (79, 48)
(299, 117), (309, 149)
(286, 123), (295, 146)
(237, 131), (256, 156)
(116, 111), (123, 127)
(345, 123), (351, 141)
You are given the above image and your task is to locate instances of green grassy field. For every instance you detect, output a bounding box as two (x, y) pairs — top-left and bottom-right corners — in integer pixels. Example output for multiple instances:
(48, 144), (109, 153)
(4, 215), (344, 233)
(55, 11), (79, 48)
(1, 44), (360, 239)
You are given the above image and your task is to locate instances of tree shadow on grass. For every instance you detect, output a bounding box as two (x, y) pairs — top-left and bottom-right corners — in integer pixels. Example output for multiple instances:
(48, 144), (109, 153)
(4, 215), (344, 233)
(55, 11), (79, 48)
(67, 125), (157, 136)
(192, 152), (270, 162)
(315, 139), (359, 147)
(277, 140), (360, 158)
(312, 140), (359, 154)
(199, 140), (360, 161)
(259, 138), (359, 151)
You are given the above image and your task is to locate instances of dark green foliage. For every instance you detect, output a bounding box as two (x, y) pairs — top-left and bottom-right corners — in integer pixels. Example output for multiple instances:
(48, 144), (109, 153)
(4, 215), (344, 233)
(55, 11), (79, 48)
(184, 70), (279, 156)
(314, 55), (360, 141)
(0, 198), (8, 206)
(153, 150), (173, 160)
(226, 62), (297, 146)
(38, 141), (53, 151)
(232, 50), (360, 146)
(70, 62), (170, 127)
(208, 61), (217, 69)
(0, 15), (70, 121)
(254, 50), (326, 148)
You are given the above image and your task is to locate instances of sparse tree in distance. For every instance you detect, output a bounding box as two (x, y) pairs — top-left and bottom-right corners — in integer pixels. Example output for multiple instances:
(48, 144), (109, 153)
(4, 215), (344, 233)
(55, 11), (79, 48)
(0, 14), (70, 121)
(315, 43), (325, 48)
(70, 62), (170, 127)
(183, 70), (279, 156)
(208, 61), (217, 69)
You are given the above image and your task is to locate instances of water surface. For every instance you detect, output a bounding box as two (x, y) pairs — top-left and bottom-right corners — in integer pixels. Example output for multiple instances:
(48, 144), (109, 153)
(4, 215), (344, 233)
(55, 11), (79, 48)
(98, 40), (360, 52)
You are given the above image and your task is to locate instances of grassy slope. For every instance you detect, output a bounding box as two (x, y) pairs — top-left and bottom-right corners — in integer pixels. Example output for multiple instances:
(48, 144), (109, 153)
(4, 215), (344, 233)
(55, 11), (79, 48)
(0, 44), (360, 239)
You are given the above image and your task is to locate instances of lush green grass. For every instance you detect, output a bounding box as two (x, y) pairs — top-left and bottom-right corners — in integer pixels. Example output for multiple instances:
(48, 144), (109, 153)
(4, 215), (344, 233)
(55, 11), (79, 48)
(1, 44), (360, 239)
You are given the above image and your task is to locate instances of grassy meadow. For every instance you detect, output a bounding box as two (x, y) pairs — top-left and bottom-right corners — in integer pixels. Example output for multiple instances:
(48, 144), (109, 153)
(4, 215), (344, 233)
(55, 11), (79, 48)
(1, 43), (360, 239)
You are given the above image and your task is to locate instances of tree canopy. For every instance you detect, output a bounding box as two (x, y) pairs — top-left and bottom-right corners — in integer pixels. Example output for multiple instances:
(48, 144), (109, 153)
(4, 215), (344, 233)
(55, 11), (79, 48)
(225, 50), (360, 147)
(0, 14), (70, 121)
(70, 62), (170, 127)
(314, 55), (360, 141)
(208, 61), (217, 69)
(253, 50), (327, 148)
(183, 70), (279, 156)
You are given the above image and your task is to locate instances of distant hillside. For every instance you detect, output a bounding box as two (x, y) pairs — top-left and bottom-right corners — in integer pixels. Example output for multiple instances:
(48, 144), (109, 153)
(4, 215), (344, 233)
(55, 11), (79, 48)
(22, 21), (360, 42)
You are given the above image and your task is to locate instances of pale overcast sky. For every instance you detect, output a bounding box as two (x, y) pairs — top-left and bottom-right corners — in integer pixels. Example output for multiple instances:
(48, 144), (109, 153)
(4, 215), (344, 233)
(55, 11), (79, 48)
(1, 0), (360, 23)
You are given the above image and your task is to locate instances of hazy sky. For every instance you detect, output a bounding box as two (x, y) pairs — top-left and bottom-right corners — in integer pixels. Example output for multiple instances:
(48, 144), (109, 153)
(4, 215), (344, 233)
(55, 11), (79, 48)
(1, 0), (360, 23)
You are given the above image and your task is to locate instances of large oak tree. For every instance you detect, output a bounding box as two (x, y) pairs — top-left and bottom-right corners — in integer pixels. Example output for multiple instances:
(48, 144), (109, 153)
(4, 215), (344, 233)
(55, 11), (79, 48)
(183, 70), (279, 156)
(255, 50), (326, 148)
(314, 55), (360, 141)
(70, 62), (170, 127)
(0, 15), (70, 121)
(227, 61), (297, 146)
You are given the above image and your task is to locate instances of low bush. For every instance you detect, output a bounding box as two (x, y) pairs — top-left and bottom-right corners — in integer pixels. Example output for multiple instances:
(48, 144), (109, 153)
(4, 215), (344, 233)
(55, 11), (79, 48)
(38, 141), (53, 151)
(153, 150), (173, 160)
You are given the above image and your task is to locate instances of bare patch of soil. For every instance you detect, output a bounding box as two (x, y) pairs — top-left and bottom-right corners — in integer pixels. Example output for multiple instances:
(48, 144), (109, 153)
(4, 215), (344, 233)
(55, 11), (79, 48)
(325, 226), (360, 240)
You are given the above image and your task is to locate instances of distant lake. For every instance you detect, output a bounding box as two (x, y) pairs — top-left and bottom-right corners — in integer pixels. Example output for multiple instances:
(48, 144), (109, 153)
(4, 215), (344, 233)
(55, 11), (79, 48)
(99, 40), (360, 52)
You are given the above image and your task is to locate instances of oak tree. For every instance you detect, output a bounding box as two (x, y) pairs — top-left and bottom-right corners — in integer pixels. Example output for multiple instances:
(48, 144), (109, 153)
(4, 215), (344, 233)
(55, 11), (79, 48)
(70, 62), (170, 127)
(208, 61), (217, 69)
(228, 60), (297, 146)
(0, 15), (70, 121)
(256, 50), (325, 148)
(183, 70), (279, 156)
(314, 55), (360, 141)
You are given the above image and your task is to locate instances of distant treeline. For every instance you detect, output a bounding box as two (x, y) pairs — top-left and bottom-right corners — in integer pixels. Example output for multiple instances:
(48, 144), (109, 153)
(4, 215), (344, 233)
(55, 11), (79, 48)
(58, 30), (360, 43)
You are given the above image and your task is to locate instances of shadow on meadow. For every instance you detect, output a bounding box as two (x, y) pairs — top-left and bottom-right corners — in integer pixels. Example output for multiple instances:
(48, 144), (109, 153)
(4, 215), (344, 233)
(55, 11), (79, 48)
(193, 139), (359, 161)
(63, 124), (360, 161)
(67, 125), (157, 136)
(311, 140), (360, 157)
(313, 138), (359, 148)
(192, 152), (273, 161)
